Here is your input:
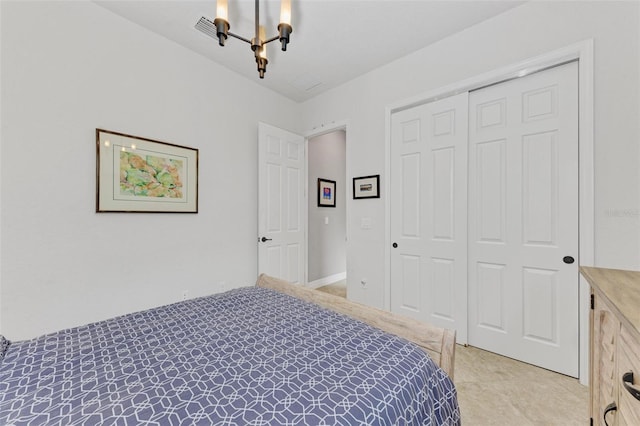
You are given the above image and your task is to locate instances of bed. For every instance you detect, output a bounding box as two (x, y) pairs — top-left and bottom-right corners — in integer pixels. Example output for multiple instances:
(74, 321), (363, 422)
(0, 274), (460, 425)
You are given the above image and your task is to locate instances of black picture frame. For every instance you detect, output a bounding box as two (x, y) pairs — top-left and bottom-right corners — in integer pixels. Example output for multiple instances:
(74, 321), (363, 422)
(317, 178), (336, 207)
(353, 174), (380, 199)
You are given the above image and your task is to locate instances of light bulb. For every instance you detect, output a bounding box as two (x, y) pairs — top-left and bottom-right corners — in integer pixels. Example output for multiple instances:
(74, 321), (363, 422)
(280, 0), (291, 25)
(216, 0), (228, 21)
(259, 26), (267, 59)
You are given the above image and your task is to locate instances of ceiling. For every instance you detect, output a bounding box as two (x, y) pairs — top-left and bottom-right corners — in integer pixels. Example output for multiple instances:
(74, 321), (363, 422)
(95, 1), (524, 103)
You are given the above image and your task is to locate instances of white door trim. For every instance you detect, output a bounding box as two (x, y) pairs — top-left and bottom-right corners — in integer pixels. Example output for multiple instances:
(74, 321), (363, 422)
(304, 120), (351, 288)
(384, 39), (594, 384)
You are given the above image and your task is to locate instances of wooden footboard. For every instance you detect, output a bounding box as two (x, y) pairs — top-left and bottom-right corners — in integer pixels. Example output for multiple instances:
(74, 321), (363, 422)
(256, 274), (456, 379)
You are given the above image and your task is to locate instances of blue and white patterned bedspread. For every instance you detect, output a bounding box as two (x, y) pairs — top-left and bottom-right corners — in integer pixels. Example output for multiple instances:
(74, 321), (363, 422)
(0, 286), (460, 425)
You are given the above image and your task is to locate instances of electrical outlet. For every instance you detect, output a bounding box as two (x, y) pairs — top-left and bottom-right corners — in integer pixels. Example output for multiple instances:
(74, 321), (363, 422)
(182, 290), (189, 300)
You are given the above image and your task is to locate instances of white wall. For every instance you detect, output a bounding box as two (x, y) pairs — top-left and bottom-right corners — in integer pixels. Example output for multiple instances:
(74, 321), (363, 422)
(2, 0), (639, 339)
(307, 131), (346, 283)
(300, 1), (640, 308)
(0, 1), (301, 339)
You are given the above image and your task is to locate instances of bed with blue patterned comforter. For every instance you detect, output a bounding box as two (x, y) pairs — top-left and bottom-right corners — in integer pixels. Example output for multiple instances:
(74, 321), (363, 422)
(0, 286), (460, 425)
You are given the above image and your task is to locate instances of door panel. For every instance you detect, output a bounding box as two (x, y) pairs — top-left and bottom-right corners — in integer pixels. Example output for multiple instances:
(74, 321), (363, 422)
(468, 61), (579, 377)
(401, 153), (421, 237)
(286, 167), (301, 231)
(431, 257), (454, 320)
(432, 148), (454, 240)
(390, 92), (468, 343)
(476, 139), (506, 243)
(522, 131), (558, 245)
(400, 254), (421, 312)
(522, 267), (558, 344)
(258, 122), (305, 284)
(476, 262), (506, 332)
(266, 163), (282, 233)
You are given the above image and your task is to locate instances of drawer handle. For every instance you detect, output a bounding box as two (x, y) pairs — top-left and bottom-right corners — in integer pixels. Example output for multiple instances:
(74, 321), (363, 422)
(604, 402), (617, 426)
(623, 371), (640, 401)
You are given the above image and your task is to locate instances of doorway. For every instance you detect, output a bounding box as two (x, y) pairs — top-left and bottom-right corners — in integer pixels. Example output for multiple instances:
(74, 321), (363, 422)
(307, 130), (347, 290)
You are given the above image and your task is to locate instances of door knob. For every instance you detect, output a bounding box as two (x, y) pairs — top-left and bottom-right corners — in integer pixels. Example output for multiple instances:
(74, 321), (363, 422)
(261, 237), (272, 242)
(392, 242), (398, 248)
(563, 256), (575, 264)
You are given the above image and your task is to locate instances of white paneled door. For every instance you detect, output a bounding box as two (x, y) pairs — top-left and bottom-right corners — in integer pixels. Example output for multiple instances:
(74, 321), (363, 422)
(390, 93), (469, 344)
(468, 62), (579, 377)
(258, 122), (305, 284)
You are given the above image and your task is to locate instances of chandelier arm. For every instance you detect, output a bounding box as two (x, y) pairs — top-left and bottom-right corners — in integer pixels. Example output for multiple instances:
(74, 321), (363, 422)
(222, 32), (284, 48)
(227, 32), (253, 44)
(263, 35), (281, 44)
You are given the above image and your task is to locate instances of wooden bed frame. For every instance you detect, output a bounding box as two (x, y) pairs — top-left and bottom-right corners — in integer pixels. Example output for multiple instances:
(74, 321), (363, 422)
(256, 274), (456, 379)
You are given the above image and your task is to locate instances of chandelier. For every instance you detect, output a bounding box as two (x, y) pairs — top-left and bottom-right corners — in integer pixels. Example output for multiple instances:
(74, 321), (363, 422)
(213, 0), (293, 79)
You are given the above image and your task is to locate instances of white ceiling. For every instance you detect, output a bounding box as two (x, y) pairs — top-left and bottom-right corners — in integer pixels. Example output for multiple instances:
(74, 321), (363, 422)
(95, 1), (524, 103)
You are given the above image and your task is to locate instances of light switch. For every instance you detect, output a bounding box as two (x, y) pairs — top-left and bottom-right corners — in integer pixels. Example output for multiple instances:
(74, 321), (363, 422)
(361, 217), (372, 229)
(325, 217), (329, 225)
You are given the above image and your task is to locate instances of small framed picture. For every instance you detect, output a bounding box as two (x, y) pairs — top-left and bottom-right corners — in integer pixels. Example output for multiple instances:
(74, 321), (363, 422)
(317, 178), (336, 207)
(353, 175), (380, 199)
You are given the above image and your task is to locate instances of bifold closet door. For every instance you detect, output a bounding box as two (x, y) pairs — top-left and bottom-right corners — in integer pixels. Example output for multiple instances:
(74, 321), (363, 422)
(390, 93), (468, 344)
(467, 61), (579, 377)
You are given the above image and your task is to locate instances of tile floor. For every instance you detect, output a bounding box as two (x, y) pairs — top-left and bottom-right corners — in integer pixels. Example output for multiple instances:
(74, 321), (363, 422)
(455, 345), (588, 425)
(315, 281), (347, 298)
(314, 282), (590, 425)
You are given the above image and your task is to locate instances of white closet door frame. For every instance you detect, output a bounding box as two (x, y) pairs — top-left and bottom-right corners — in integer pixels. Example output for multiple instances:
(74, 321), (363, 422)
(384, 40), (594, 384)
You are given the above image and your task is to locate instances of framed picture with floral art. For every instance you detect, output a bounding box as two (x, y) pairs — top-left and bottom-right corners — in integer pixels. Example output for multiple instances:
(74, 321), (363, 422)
(96, 129), (199, 213)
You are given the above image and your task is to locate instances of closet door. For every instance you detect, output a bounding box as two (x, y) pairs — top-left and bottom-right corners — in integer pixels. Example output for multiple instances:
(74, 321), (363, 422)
(468, 61), (579, 377)
(390, 93), (468, 343)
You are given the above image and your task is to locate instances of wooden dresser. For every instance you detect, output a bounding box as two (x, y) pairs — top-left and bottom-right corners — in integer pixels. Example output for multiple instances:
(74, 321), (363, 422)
(581, 267), (640, 426)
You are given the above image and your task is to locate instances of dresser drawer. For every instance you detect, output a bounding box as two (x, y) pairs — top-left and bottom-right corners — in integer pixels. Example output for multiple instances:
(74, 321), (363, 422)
(617, 326), (640, 426)
(583, 267), (640, 426)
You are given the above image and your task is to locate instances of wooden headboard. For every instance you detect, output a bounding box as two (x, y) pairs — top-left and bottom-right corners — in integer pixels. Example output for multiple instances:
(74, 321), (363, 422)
(256, 274), (456, 379)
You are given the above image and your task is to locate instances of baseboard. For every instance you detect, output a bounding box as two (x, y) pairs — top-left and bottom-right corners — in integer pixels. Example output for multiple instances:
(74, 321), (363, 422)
(307, 272), (347, 289)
